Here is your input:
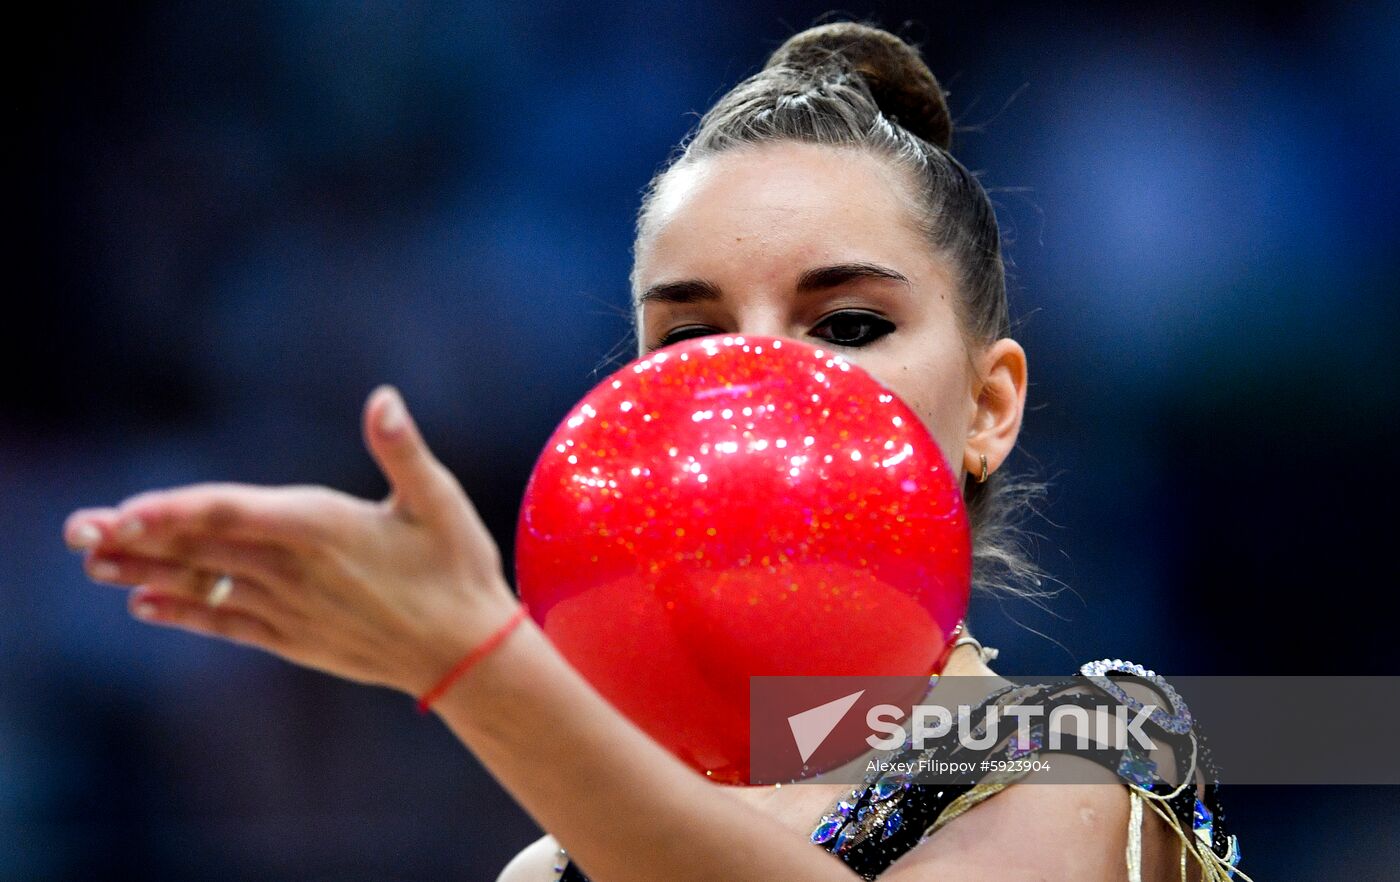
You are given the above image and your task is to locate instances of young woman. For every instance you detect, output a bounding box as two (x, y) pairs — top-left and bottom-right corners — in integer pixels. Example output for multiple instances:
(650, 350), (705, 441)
(64, 22), (1244, 882)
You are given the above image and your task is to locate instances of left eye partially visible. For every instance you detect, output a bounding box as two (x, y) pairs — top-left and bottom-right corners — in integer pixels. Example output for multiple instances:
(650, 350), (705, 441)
(809, 310), (896, 348)
(651, 325), (722, 352)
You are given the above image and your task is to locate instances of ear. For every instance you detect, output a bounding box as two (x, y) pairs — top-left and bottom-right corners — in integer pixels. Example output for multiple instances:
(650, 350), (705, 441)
(963, 338), (1028, 481)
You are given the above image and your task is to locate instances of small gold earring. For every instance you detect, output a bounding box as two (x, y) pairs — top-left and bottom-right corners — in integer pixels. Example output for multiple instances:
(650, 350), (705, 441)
(977, 453), (989, 483)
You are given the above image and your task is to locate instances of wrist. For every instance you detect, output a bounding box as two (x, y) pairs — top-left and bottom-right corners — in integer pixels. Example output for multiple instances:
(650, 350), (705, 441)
(412, 584), (529, 712)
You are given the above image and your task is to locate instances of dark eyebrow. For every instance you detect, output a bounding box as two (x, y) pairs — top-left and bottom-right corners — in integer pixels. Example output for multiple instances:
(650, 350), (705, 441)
(637, 262), (909, 306)
(636, 278), (722, 306)
(796, 262), (910, 291)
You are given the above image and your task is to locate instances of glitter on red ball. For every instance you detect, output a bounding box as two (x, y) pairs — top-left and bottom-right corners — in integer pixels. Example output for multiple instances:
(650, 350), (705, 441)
(515, 335), (971, 784)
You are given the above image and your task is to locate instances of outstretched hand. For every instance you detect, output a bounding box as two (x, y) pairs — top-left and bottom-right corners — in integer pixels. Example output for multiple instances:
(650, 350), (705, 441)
(63, 386), (521, 698)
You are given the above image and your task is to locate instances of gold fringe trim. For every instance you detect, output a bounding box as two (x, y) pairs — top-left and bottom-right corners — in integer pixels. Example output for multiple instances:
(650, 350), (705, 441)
(1127, 789), (1144, 882)
(909, 714), (1249, 881)
(1130, 782), (1254, 882)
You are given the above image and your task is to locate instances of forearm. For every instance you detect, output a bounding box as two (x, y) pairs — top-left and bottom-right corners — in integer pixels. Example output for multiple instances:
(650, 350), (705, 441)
(432, 609), (859, 882)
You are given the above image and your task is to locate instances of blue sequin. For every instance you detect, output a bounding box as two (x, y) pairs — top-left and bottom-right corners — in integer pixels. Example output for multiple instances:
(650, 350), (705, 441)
(872, 774), (909, 801)
(1225, 834), (1242, 877)
(882, 809), (903, 840)
(1116, 747), (1158, 788)
(811, 816), (843, 844)
(1192, 798), (1214, 848)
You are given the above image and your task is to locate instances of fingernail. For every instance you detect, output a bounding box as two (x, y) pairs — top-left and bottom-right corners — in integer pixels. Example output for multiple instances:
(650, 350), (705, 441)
(71, 522), (101, 549)
(379, 389), (406, 435)
(90, 560), (121, 581)
(116, 518), (143, 540)
(133, 601), (157, 619)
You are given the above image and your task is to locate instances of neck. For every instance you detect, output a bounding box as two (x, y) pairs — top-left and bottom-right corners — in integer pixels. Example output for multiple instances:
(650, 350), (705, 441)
(941, 632), (997, 678)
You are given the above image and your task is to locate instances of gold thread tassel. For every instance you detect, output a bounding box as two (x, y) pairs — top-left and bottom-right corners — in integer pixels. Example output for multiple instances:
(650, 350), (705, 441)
(1134, 786), (1256, 882)
(1126, 789), (1145, 882)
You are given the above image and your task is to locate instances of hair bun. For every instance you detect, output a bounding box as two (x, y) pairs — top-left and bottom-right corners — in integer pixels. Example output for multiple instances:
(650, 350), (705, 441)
(763, 22), (952, 151)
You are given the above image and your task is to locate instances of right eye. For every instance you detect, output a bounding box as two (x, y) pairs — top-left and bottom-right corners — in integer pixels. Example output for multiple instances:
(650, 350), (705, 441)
(652, 325), (721, 351)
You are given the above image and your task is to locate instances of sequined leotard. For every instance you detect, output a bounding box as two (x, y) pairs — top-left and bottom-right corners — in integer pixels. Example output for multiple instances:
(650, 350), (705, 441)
(552, 660), (1244, 881)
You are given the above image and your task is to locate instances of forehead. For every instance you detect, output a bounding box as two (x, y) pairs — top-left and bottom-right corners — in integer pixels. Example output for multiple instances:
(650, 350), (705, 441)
(636, 142), (930, 287)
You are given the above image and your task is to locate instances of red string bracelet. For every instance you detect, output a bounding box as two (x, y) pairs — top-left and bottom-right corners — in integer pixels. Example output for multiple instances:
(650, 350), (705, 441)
(416, 603), (530, 715)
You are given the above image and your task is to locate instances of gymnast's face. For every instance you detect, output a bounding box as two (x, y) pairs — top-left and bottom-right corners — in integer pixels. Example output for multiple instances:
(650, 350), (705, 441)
(632, 140), (1026, 487)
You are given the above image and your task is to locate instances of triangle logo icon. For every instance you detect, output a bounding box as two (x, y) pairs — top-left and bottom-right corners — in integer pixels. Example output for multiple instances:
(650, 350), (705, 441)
(786, 689), (866, 763)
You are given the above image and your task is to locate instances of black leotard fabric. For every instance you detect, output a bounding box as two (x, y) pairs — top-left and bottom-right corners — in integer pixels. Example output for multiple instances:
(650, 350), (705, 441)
(557, 665), (1240, 881)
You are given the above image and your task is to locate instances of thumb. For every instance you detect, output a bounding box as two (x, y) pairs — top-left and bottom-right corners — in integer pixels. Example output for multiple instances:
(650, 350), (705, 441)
(363, 385), (463, 523)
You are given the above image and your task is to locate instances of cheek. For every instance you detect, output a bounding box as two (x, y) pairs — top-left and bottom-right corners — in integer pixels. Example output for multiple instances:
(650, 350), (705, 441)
(860, 352), (969, 471)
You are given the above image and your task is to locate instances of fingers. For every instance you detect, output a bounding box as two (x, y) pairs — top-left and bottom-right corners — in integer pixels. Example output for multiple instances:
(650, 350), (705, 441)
(128, 586), (287, 651)
(67, 488), (349, 626)
(85, 552), (310, 627)
(70, 483), (357, 556)
(87, 529), (311, 597)
(362, 385), (465, 525)
(64, 507), (121, 550)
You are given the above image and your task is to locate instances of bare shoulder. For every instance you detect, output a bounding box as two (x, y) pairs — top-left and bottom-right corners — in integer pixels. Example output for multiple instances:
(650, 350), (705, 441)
(878, 757), (1193, 882)
(496, 832), (562, 882)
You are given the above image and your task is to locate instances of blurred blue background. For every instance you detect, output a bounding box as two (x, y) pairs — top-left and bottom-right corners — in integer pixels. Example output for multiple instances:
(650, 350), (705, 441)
(6, 1), (1398, 879)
